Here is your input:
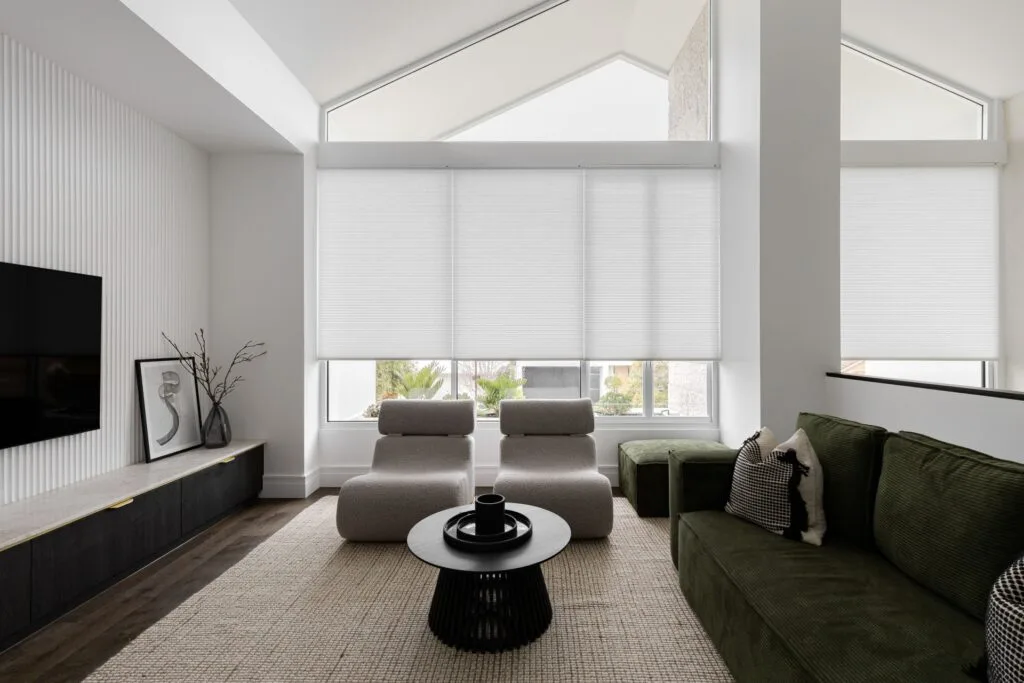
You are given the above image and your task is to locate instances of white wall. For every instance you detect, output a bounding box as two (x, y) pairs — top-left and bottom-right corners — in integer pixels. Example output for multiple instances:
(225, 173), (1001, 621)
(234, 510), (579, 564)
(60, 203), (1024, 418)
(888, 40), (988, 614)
(302, 151), (321, 487)
(0, 34), (210, 504)
(318, 422), (720, 488)
(717, 0), (841, 445)
(826, 376), (1024, 463)
(1002, 93), (1024, 390)
(716, 0), (762, 446)
(209, 153), (312, 498)
(758, 0), (841, 437)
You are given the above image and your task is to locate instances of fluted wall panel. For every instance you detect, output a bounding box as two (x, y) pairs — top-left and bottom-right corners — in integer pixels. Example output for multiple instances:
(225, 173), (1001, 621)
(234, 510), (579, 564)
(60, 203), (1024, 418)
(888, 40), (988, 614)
(1, 34), (209, 504)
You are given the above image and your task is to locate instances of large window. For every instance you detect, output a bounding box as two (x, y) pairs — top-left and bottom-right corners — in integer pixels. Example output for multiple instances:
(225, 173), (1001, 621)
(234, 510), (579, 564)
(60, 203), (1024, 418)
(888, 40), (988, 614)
(838, 35), (999, 390)
(840, 166), (999, 387)
(839, 360), (987, 389)
(841, 43), (986, 140)
(447, 60), (669, 142)
(323, 1), (708, 142)
(327, 361), (712, 421)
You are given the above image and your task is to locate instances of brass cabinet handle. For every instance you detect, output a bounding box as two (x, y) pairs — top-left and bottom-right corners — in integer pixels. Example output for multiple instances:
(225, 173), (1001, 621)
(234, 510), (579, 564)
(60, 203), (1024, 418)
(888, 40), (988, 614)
(219, 456), (236, 464)
(108, 498), (134, 509)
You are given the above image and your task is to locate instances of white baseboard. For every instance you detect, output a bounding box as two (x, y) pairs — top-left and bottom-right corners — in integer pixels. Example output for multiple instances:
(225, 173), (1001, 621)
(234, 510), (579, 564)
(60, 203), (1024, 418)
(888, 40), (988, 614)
(317, 465), (369, 488)
(261, 471), (322, 499)
(315, 464), (619, 490)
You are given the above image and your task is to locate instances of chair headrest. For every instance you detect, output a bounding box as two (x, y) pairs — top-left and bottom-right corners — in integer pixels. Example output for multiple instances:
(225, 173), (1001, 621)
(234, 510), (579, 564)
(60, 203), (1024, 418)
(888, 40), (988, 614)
(499, 398), (594, 436)
(378, 399), (476, 436)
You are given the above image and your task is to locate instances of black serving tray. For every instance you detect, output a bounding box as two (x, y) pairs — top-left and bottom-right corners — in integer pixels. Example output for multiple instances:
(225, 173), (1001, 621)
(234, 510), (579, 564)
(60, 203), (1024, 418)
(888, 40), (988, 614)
(442, 510), (533, 553)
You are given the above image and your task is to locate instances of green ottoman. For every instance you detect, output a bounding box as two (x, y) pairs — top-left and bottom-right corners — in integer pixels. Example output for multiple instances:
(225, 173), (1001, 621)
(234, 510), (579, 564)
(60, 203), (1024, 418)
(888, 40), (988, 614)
(619, 440), (727, 517)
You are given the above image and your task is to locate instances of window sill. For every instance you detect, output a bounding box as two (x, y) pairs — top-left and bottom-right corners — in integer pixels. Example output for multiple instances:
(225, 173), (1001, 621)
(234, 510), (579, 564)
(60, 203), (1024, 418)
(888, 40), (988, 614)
(826, 372), (1024, 401)
(320, 417), (716, 431)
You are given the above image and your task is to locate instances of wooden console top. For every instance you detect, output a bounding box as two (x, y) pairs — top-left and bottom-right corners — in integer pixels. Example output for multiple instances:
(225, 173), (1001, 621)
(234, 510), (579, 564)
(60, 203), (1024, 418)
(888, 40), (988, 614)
(0, 441), (265, 552)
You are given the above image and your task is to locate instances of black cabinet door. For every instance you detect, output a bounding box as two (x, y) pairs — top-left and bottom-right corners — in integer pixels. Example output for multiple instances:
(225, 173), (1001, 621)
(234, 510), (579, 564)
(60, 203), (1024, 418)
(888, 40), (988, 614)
(31, 508), (117, 625)
(181, 449), (262, 538)
(30, 482), (182, 626)
(113, 481), (182, 573)
(0, 542), (31, 648)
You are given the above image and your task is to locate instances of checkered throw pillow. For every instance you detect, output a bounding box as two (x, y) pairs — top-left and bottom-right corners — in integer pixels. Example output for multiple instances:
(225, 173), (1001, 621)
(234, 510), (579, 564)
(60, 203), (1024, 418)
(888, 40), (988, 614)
(725, 427), (826, 546)
(988, 555), (1024, 682)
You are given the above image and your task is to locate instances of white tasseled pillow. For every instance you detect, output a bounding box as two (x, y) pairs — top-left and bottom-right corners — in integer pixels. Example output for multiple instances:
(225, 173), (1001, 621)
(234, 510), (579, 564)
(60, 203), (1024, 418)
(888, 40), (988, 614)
(726, 427), (826, 546)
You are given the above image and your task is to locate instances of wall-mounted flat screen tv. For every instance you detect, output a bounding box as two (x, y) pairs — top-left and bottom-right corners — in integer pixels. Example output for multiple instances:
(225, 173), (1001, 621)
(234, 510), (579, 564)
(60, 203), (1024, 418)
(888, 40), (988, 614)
(0, 262), (102, 449)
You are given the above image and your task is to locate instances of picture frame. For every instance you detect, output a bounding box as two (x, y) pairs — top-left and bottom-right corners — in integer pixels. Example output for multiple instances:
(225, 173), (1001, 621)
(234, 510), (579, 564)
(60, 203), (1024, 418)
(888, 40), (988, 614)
(136, 357), (203, 462)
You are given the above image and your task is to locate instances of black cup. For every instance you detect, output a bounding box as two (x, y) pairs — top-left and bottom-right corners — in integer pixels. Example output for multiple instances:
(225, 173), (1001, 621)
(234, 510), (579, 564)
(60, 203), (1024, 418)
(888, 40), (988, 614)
(474, 493), (506, 536)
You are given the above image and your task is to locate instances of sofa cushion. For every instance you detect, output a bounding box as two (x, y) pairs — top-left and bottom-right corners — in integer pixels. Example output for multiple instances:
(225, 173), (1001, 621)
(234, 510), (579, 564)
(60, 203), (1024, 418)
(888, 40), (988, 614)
(874, 433), (1024, 621)
(668, 443), (738, 567)
(678, 510), (984, 683)
(796, 412), (887, 547)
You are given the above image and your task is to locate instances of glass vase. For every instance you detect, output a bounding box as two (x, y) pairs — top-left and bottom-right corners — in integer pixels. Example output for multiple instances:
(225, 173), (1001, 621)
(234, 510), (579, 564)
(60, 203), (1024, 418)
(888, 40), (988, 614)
(202, 403), (232, 448)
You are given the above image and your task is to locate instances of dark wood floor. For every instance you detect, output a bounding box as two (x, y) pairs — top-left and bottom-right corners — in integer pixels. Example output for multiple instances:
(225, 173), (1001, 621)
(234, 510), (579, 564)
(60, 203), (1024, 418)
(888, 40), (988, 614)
(0, 491), (331, 683)
(1, 486), (623, 682)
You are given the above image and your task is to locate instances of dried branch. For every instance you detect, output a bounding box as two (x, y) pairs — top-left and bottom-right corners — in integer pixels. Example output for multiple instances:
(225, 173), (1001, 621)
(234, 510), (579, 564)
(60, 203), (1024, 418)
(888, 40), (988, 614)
(212, 340), (265, 403)
(161, 330), (266, 405)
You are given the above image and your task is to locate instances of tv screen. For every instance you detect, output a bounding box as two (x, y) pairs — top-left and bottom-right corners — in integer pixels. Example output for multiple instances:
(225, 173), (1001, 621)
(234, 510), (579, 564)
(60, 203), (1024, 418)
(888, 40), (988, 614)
(0, 262), (102, 449)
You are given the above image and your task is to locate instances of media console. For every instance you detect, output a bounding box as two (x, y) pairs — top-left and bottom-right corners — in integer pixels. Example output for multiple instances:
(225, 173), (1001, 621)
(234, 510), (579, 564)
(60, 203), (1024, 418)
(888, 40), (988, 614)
(0, 441), (265, 651)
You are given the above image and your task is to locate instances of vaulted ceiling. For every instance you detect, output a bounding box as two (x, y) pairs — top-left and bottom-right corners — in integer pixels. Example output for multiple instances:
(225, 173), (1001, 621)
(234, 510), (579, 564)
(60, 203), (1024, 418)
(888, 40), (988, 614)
(229, 0), (1024, 108)
(228, 0), (702, 106)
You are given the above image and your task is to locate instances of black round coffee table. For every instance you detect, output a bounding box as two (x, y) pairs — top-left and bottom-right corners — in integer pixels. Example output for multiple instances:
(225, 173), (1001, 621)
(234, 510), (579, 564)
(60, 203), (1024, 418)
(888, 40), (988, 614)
(407, 503), (571, 653)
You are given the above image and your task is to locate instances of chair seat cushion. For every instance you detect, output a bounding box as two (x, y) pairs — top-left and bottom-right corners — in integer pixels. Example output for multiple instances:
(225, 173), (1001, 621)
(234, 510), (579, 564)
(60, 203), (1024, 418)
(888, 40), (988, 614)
(336, 471), (469, 541)
(494, 470), (612, 539)
(678, 510), (984, 683)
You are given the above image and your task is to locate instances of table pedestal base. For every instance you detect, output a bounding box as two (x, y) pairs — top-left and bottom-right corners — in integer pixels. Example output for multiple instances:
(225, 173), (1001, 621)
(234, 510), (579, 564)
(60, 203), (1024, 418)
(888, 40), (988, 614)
(428, 564), (552, 652)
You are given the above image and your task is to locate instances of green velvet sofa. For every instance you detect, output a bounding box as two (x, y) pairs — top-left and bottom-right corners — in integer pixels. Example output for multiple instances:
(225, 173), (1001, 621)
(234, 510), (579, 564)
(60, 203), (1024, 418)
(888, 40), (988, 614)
(670, 412), (1024, 683)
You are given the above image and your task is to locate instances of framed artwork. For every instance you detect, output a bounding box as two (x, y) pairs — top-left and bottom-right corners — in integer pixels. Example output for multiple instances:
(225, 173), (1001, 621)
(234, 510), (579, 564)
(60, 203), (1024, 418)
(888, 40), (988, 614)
(136, 357), (203, 462)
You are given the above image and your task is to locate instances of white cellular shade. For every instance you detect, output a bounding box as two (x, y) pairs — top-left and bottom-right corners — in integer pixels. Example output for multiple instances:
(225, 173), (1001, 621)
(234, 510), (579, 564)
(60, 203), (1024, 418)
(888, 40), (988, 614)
(318, 170), (452, 358)
(318, 167), (721, 361)
(840, 167), (998, 360)
(453, 170), (584, 359)
(586, 170), (720, 359)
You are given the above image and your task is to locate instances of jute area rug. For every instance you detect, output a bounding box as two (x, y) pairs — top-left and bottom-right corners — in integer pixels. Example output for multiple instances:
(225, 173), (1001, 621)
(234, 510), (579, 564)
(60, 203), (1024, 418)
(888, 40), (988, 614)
(88, 497), (732, 682)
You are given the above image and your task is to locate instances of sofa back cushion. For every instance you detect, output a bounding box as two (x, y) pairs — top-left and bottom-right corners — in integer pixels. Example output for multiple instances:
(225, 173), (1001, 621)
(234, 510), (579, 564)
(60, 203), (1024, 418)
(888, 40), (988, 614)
(795, 413), (887, 547)
(874, 433), (1024, 620)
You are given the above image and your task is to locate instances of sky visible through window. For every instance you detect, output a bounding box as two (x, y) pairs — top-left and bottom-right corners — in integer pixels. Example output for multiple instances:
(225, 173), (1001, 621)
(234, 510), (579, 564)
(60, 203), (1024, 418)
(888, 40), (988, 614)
(447, 59), (669, 142)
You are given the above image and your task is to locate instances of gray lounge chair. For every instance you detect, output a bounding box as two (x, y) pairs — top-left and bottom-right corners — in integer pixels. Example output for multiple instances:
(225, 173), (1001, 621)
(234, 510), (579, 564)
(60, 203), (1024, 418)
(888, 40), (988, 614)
(494, 398), (613, 539)
(336, 399), (475, 541)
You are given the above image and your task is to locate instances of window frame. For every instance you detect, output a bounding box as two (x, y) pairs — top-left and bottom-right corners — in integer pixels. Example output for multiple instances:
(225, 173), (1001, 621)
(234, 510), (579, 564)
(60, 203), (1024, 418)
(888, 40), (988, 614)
(320, 0), (714, 143)
(840, 38), (994, 141)
(839, 360), (999, 391)
(321, 360), (717, 426)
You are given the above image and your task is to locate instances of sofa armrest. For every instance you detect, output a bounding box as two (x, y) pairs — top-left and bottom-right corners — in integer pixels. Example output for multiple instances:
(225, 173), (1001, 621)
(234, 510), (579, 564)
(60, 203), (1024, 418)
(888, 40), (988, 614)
(669, 446), (737, 567)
